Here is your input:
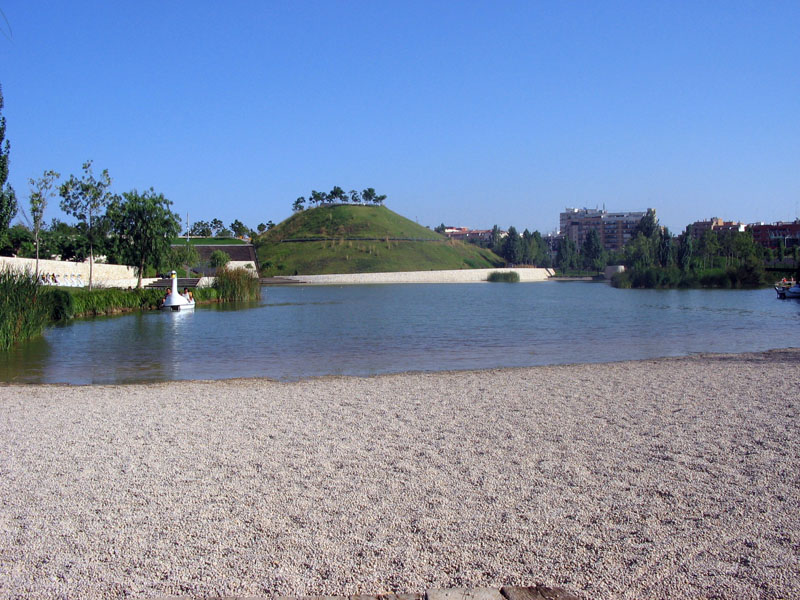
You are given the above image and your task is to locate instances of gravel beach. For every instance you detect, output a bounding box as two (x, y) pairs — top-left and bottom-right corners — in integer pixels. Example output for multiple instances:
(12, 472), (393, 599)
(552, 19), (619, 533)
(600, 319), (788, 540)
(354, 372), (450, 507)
(1, 349), (798, 599)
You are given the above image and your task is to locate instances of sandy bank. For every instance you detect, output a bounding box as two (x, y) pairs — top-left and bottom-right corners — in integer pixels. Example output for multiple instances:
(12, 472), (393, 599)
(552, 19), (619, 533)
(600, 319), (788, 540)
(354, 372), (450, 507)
(1, 350), (798, 599)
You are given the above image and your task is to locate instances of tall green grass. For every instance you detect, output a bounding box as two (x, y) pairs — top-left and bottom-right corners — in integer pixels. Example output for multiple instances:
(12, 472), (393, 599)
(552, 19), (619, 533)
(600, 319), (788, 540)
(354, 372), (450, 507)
(487, 271), (520, 283)
(41, 286), (220, 319)
(213, 267), (261, 301)
(1, 274), (225, 350)
(0, 268), (49, 350)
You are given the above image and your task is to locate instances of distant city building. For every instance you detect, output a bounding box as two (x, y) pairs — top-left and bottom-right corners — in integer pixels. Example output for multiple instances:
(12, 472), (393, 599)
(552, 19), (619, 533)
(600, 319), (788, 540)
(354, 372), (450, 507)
(559, 207), (650, 252)
(747, 221), (800, 249)
(688, 218), (745, 240)
(442, 227), (504, 243)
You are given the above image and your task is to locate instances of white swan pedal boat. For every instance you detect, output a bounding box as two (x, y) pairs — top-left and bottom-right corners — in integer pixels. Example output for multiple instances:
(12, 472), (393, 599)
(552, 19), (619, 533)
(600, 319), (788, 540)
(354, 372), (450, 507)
(160, 271), (196, 311)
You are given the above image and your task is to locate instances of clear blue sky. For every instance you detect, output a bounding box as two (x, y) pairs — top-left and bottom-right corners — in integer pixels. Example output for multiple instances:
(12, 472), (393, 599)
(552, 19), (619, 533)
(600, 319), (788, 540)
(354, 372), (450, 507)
(1, 1), (798, 235)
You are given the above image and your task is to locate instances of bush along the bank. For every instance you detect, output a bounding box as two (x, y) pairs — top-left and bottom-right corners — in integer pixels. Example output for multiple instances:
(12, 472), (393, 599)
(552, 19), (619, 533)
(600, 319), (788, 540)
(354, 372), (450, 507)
(0, 268), (50, 350)
(611, 261), (768, 289)
(213, 267), (261, 301)
(487, 271), (520, 283)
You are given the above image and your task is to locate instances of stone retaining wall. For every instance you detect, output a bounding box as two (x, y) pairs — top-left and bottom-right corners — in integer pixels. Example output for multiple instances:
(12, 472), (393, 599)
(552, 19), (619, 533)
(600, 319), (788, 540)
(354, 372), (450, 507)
(284, 268), (554, 285)
(0, 256), (137, 285)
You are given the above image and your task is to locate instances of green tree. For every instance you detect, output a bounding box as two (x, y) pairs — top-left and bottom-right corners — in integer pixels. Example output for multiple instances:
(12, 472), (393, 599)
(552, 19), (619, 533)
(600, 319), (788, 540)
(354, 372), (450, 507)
(25, 170), (60, 276)
(0, 223), (32, 257)
(329, 186), (347, 203)
(434, 223), (446, 234)
(349, 189), (361, 204)
(230, 219), (249, 238)
(677, 231), (694, 272)
(361, 188), (386, 205)
(531, 231), (551, 267)
(657, 227), (674, 268)
(190, 220), (212, 236)
(257, 222), (267, 233)
(309, 190), (327, 206)
(555, 237), (578, 271)
(521, 229), (533, 264)
(489, 225), (503, 254)
(0, 85), (17, 249)
(107, 189), (181, 288)
(170, 243), (200, 276)
(40, 218), (90, 262)
(502, 226), (523, 264)
(624, 232), (656, 270)
(210, 218), (224, 235)
(209, 249), (231, 270)
(581, 228), (605, 271)
(635, 208), (658, 238)
(59, 160), (114, 289)
(292, 197), (305, 212)
(698, 230), (720, 269)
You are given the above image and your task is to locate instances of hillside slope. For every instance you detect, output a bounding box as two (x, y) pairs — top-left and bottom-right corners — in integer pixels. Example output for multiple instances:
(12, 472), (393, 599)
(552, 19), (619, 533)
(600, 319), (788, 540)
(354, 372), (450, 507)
(255, 205), (503, 276)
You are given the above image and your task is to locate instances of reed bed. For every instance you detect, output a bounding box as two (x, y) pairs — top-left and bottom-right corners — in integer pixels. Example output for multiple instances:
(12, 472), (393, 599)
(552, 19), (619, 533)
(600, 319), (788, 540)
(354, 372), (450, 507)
(487, 270), (520, 283)
(1, 274), (224, 349)
(213, 267), (261, 301)
(42, 286), (220, 319)
(0, 268), (49, 350)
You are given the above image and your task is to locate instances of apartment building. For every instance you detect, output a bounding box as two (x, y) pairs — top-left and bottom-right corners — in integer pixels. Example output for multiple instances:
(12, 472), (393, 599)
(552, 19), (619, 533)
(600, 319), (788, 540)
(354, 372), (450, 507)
(747, 221), (800, 249)
(559, 207), (649, 252)
(688, 218), (745, 240)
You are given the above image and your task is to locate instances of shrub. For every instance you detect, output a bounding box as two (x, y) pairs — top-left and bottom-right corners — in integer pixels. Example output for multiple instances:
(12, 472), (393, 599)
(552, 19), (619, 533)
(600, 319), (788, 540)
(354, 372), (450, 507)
(213, 267), (261, 301)
(209, 249), (231, 269)
(610, 271), (632, 288)
(487, 271), (520, 283)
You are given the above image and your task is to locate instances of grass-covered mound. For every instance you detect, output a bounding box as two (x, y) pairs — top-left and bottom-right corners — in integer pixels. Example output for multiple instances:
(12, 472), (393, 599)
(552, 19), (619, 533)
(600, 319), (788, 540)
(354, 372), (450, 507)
(255, 205), (503, 276)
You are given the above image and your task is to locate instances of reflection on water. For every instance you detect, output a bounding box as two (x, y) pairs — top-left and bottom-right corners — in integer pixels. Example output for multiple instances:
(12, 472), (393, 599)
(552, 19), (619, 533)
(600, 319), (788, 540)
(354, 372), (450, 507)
(1, 282), (798, 384)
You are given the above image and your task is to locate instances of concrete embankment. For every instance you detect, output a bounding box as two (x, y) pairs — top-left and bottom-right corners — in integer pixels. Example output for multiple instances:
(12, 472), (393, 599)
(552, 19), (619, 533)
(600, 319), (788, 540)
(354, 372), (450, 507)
(283, 268), (555, 285)
(0, 256), (218, 288)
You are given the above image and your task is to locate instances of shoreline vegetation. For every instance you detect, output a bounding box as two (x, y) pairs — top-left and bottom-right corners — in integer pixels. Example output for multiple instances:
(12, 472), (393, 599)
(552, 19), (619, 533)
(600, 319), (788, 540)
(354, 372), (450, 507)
(0, 266), (259, 350)
(487, 270), (520, 282)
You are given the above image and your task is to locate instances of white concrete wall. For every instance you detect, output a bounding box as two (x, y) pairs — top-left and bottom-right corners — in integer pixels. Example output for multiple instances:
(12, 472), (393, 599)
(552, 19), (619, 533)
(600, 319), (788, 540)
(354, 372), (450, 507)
(0, 256), (137, 286)
(283, 268), (554, 285)
(1, 257), (219, 289)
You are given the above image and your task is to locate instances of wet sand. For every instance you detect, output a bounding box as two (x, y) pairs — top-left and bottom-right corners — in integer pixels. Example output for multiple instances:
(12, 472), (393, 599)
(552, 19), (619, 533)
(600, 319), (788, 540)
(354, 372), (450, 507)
(1, 350), (798, 599)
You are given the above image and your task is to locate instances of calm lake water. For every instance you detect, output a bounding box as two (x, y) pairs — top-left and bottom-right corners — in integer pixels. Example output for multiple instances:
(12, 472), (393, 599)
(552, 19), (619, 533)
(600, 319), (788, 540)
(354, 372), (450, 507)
(2, 282), (798, 384)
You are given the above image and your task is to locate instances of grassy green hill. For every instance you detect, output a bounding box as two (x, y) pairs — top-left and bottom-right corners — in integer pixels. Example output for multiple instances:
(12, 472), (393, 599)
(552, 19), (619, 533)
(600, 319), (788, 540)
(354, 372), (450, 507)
(254, 205), (503, 276)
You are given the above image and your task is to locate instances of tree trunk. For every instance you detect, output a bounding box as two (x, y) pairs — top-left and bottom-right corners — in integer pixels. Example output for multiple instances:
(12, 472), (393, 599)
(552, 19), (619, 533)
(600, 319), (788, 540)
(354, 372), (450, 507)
(138, 257), (144, 289)
(89, 244), (94, 290)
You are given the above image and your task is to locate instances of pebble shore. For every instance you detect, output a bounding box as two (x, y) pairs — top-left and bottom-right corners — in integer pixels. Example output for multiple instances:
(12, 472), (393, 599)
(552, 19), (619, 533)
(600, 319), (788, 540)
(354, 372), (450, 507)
(1, 349), (798, 599)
